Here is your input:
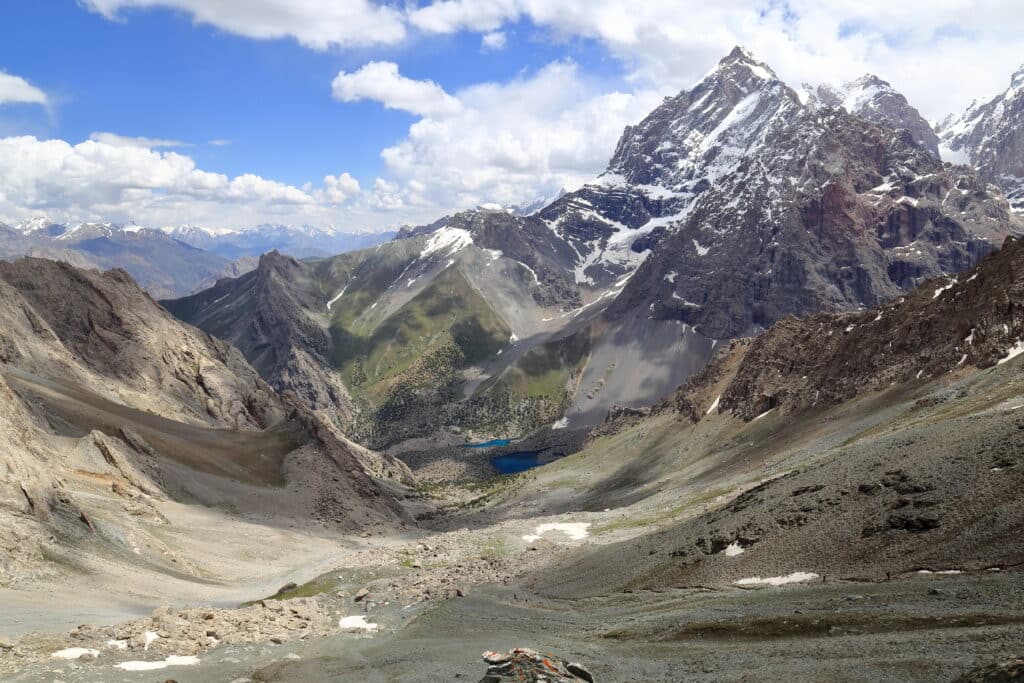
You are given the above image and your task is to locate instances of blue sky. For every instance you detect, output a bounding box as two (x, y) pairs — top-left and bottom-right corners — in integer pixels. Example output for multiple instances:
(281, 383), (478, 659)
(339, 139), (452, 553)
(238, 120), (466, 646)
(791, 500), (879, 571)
(0, 1), (1021, 231)
(1, 2), (617, 186)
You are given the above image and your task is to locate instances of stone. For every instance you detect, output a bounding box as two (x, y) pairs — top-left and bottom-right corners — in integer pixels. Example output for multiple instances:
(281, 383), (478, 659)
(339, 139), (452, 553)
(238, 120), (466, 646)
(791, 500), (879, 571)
(480, 648), (593, 682)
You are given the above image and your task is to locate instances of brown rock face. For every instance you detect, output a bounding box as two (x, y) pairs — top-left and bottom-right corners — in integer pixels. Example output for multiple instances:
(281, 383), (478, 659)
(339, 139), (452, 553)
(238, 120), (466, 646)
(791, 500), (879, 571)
(663, 235), (1024, 422)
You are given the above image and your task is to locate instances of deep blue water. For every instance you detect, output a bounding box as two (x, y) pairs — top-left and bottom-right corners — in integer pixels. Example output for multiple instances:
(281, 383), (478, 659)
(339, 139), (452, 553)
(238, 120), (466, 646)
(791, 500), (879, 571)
(461, 439), (512, 449)
(491, 450), (556, 474)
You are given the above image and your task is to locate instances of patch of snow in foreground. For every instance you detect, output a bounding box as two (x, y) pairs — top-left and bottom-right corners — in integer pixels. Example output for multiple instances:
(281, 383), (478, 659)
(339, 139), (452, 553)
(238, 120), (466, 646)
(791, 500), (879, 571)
(722, 541), (745, 556)
(339, 615), (379, 632)
(551, 417), (569, 429)
(735, 572), (819, 587)
(52, 647), (99, 660)
(115, 655), (200, 671)
(997, 340), (1024, 365)
(523, 522), (591, 543)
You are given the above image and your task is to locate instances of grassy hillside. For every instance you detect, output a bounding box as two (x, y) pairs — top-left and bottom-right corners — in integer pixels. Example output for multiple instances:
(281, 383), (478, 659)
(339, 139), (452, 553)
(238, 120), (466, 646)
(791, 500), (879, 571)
(327, 265), (512, 444)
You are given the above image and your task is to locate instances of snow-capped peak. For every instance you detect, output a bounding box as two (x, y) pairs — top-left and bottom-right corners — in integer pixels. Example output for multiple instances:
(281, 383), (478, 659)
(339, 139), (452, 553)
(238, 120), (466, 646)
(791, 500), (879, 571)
(16, 216), (61, 235)
(1012, 64), (1024, 90)
(840, 74), (890, 112)
(712, 45), (778, 85)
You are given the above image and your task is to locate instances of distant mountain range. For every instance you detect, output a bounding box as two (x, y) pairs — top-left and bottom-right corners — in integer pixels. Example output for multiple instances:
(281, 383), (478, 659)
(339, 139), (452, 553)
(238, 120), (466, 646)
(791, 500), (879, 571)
(0, 220), (394, 298)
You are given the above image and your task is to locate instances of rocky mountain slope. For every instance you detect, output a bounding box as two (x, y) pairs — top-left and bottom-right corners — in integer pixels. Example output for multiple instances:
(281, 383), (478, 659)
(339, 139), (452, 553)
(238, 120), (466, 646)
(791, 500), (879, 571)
(528, 231), (1024, 600)
(164, 222), (594, 448)
(167, 47), (1020, 446)
(940, 65), (1024, 212)
(650, 234), (1024, 423)
(0, 258), (406, 588)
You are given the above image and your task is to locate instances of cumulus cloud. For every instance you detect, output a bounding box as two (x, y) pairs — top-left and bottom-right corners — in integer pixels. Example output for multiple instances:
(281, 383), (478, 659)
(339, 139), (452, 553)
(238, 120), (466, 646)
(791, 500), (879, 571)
(0, 135), (363, 229)
(406, 0), (1024, 120)
(81, 0), (405, 49)
(318, 172), (361, 203)
(480, 31), (507, 51)
(0, 71), (48, 106)
(353, 60), (660, 210)
(331, 62), (462, 118)
(89, 131), (189, 148)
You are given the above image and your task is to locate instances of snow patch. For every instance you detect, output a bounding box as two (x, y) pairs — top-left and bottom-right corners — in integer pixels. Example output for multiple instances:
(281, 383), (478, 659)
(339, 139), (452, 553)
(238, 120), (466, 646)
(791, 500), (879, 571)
(522, 522), (590, 543)
(997, 340), (1024, 365)
(706, 395), (721, 415)
(422, 226), (473, 258)
(692, 239), (710, 256)
(933, 278), (956, 299)
(143, 631), (159, 650)
(339, 615), (379, 632)
(735, 572), (819, 587)
(722, 541), (745, 556)
(326, 284), (349, 311)
(551, 417), (569, 430)
(939, 142), (972, 166)
(115, 655), (201, 671)
(52, 647), (99, 660)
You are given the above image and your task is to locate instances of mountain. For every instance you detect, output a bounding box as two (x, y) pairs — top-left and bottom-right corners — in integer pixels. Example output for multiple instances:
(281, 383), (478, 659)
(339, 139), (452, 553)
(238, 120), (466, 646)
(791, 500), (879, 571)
(939, 65), (1024, 212)
(592, 49), (1015, 339)
(0, 257), (405, 589)
(0, 220), (391, 299)
(164, 218), (594, 448)
(803, 74), (940, 157)
(535, 233), (1024, 600)
(166, 47), (1020, 448)
(164, 223), (396, 260)
(0, 219), (248, 299)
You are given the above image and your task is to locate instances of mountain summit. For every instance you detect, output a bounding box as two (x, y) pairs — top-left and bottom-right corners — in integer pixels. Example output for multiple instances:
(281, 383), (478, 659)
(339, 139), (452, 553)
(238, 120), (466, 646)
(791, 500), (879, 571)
(940, 65), (1024, 212)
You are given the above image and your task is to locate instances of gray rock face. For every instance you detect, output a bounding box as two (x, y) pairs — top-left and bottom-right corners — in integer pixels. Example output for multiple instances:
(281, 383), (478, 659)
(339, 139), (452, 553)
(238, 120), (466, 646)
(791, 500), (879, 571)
(940, 65), (1024, 212)
(0, 257), (284, 430)
(163, 250), (360, 428)
(595, 51), (1019, 339)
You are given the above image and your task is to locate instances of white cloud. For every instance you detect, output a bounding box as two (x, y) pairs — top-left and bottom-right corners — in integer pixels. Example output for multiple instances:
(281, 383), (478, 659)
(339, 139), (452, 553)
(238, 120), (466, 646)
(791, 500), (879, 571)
(208, 138), (231, 146)
(0, 135), (364, 229)
(318, 172), (361, 203)
(89, 131), (189, 148)
(0, 71), (48, 106)
(406, 0), (1024, 120)
(331, 62), (462, 118)
(362, 60), (660, 210)
(82, 0), (405, 49)
(481, 31), (507, 51)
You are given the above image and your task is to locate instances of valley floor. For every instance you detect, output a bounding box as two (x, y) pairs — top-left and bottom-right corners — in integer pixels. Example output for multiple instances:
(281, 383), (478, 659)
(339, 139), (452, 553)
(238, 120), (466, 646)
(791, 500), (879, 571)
(2, 358), (1023, 681)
